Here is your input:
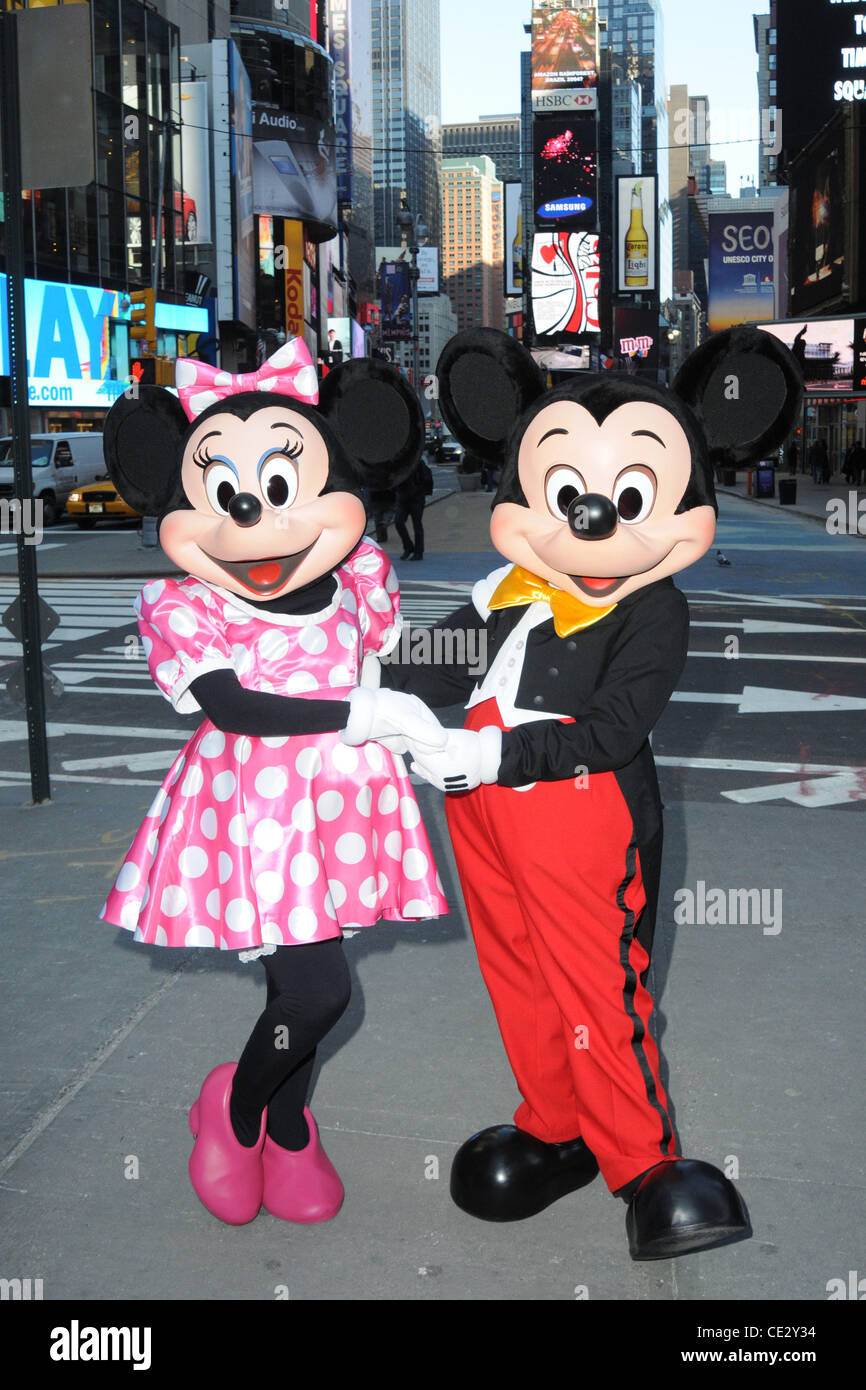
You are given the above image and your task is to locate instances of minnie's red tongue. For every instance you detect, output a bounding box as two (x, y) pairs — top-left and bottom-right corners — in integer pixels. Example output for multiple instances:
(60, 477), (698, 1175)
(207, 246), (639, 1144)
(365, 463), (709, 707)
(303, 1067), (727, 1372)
(247, 561), (283, 587)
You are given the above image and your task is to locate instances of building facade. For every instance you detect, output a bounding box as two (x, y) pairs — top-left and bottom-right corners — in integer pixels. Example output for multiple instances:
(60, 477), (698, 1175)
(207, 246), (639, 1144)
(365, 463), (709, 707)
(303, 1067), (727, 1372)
(441, 156), (505, 333)
(371, 0), (441, 248)
(442, 115), (522, 184)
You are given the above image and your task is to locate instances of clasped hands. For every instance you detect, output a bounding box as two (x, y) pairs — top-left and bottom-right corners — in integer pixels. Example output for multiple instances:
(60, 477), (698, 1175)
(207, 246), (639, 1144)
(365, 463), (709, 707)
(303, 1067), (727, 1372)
(342, 685), (501, 793)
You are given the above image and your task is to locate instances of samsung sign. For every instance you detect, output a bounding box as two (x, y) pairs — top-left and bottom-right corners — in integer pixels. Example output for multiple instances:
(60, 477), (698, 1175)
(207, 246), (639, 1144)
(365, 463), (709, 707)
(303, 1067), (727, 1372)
(537, 196), (594, 221)
(0, 275), (207, 409)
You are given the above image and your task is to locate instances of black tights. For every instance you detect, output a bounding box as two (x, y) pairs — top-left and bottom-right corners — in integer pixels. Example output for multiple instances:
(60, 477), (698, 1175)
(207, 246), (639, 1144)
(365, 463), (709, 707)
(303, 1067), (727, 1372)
(229, 939), (351, 1151)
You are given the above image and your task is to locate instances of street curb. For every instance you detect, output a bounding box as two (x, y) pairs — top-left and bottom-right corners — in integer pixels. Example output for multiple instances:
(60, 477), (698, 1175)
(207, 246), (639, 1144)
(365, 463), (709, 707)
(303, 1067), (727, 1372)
(715, 485), (863, 536)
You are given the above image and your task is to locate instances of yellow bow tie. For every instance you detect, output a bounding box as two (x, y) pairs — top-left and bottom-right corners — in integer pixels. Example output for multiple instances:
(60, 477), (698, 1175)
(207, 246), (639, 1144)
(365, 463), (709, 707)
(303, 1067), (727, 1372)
(488, 565), (617, 638)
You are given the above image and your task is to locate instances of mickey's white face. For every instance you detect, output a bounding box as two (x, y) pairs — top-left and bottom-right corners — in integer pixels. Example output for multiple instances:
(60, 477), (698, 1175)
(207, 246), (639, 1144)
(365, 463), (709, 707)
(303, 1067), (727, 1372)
(490, 398), (716, 605)
(159, 405), (366, 600)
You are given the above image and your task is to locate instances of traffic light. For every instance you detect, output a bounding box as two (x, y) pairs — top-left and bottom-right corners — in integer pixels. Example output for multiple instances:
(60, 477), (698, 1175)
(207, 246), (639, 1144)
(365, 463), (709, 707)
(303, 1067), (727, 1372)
(129, 288), (156, 353)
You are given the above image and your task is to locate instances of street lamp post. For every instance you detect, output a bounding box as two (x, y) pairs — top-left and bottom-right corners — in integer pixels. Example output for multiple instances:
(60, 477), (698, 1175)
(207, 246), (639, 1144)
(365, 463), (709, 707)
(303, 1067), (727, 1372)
(396, 197), (427, 396)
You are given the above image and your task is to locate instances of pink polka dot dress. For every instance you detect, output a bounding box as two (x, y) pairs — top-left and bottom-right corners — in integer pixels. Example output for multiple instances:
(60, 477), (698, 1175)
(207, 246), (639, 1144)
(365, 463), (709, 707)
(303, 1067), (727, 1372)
(100, 541), (448, 953)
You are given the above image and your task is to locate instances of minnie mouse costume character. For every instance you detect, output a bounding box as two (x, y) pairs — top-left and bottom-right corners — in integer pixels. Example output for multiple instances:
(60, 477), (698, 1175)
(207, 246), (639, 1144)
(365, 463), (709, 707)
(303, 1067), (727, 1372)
(360, 325), (803, 1259)
(99, 339), (448, 1226)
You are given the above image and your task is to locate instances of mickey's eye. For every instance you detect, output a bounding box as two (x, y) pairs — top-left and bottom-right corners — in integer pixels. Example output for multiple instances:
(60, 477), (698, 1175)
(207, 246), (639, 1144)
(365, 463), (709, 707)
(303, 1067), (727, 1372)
(259, 455), (299, 510)
(204, 464), (239, 516)
(613, 467), (656, 524)
(545, 465), (587, 521)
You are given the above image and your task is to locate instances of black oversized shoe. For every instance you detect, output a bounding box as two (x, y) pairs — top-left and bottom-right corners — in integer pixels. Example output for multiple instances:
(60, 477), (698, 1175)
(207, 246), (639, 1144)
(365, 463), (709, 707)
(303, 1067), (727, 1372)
(625, 1159), (750, 1260)
(450, 1124), (599, 1222)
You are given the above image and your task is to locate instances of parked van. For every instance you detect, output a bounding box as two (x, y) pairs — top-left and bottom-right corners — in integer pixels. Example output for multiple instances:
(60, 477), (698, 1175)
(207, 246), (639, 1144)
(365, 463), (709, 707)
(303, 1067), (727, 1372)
(0, 433), (106, 526)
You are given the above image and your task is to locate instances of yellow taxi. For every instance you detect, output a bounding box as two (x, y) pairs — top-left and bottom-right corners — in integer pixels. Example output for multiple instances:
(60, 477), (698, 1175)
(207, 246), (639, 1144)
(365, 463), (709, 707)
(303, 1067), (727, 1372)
(65, 479), (140, 528)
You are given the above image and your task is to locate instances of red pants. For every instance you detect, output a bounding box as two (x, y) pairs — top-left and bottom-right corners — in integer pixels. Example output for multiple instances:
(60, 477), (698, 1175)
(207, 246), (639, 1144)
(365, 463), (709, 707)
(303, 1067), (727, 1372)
(446, 701), (680, 1192)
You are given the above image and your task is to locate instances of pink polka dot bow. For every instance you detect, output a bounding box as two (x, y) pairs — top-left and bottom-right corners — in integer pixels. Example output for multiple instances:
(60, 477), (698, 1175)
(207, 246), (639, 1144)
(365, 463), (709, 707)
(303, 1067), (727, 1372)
(174, 337), (320, 420)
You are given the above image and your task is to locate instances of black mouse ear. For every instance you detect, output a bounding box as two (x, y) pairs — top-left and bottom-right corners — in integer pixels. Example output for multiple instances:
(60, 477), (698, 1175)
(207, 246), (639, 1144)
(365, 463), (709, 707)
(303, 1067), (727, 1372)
(103, 387), (189, 514)
(318, 359), (424, 490)
(436, 328), (546, 461)
(673, 325), (804, 467)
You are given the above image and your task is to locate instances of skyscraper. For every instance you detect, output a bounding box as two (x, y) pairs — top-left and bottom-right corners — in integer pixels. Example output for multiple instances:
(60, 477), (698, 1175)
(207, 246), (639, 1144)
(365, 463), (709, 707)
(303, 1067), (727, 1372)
(441, 157), (505, 332)
(371, 0), (442, 247)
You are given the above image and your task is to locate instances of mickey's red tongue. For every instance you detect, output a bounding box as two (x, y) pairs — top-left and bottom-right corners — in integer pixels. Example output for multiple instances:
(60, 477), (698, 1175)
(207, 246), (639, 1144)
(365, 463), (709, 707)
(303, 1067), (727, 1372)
(580, 575), (618, 591)
(247, 560), (283, 587)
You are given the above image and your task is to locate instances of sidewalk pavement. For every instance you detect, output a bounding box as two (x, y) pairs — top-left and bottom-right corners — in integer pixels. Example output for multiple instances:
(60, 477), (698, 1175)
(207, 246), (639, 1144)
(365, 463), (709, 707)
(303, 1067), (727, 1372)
(715, 469), (866, 532)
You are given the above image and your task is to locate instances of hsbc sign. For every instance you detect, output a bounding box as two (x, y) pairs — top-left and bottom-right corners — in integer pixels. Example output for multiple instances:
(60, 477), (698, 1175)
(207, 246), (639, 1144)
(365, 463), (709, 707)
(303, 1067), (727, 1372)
(532, 90), (598, 112)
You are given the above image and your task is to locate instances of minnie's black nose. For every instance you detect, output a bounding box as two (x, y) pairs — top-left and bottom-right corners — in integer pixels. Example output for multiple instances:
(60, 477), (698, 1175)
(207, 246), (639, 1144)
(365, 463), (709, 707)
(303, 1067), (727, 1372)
(228, 492), (262, 527)
(568, 493), (618, 540)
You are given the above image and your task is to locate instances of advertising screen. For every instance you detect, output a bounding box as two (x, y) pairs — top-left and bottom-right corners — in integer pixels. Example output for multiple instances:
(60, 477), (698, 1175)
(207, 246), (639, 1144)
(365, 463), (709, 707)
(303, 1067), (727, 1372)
(531, 3), (599, 113)
(0, 275), (207, 408)
(707, 211), (775, 333)
(757, 317), (866, 396)
(379, 261), (412, 341)
(534, 117), (597, 228)
(230, 43), (256, 330)
(777, 1), (866, 159)
(251, 107), (338, 239)
(788, 121), (846, 317)
(614, 305), (659, 371)
(616, 176), (656, 294)
(329, 0), (353, 205)
(531, 231), (599, 340)
(504, 182), (524, 296)
(417, 246), (439, 295)
(180, 78), (211, 244)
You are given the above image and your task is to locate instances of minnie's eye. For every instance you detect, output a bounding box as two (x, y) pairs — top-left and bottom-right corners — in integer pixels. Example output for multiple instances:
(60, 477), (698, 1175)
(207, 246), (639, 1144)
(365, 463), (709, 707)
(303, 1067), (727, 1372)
(613, 468), (656, 524)
(544, 465), (587, 521)
(204, 464), (239, 516)
(259, 455), (299, 510)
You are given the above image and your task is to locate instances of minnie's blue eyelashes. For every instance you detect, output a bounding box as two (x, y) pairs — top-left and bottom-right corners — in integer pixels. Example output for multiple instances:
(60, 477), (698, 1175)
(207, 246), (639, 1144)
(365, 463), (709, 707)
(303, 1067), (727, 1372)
(192, 446), (239, 476)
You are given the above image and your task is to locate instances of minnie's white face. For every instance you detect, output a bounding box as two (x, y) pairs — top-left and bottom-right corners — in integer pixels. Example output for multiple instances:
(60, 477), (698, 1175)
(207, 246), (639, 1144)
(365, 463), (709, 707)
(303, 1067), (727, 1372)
(159, 405), (366, 600)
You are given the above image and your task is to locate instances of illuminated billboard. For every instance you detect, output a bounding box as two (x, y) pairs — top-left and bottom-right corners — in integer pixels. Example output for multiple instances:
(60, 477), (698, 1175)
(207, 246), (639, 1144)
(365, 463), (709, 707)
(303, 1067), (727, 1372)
(531, 231), (599, 340)
(788, 119), (846, 317)
(616, 176), (656, 294)
(531, 3), (599, 113)
(252, 107), (338, 239)
(379, 260), (412, 341)
(0, 275), (207, 409)
(708, 211), (775, 334)
(614, 305), (659, 371)
(778, 1), (866, 159)
(757, 317), (866, 397)
(504, 182), (524, 295)
(534, 116), (597, 228)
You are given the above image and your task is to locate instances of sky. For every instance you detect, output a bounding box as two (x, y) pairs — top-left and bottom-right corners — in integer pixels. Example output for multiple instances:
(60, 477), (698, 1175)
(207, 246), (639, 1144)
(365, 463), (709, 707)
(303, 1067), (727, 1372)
(439, 0), (764, 192)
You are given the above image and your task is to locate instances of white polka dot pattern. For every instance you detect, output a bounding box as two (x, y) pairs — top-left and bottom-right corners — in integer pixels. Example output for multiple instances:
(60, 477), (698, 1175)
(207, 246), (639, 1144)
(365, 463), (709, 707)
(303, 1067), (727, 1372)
(100, 543), (448, 950)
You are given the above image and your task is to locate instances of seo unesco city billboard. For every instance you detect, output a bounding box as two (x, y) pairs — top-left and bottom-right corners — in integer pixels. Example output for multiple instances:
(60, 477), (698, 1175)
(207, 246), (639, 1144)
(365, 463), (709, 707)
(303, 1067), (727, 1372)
(708, 211), (775, 333)
(531, 2), (599, 113)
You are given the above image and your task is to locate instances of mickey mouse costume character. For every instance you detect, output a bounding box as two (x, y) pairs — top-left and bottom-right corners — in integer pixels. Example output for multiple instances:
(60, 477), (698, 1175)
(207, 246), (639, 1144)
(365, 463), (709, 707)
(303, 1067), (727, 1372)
(99, 339), (448, 1226)
(359, 325), (802, 1259)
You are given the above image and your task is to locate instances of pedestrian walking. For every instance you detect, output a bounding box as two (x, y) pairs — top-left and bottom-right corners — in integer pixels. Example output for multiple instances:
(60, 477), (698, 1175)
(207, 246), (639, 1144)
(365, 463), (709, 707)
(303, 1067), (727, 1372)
(788, 441), (799, 475)
(809, 438), (829, 484)
(849, 437), (866, 488)
(95, 343), (448, 1227)
(394, 455), (433, 561)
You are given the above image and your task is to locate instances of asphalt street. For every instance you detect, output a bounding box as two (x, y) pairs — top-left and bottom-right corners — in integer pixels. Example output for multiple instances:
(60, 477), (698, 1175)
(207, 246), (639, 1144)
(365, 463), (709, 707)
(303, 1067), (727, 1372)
(0, 482), (864, 1308)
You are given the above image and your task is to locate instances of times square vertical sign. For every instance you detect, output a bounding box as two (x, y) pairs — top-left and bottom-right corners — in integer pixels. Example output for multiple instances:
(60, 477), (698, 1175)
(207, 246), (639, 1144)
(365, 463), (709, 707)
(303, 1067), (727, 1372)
(329, 0), (353, 205)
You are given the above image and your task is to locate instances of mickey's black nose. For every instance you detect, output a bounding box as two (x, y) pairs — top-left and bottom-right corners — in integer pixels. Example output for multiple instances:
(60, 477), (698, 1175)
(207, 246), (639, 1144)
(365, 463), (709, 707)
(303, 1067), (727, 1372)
(228, 492), (262, 527)
(567, 493), (618, 540)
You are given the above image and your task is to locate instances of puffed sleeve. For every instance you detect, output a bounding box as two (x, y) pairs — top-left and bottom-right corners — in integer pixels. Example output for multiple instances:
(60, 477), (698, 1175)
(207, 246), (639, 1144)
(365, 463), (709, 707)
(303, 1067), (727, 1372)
(340, 540), (403, 658)
(135, 577), (235, 714)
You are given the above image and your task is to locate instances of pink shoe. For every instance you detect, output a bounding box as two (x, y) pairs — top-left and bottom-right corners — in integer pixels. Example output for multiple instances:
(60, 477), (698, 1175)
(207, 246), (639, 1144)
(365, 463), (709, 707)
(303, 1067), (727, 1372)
(188, 1063), (265, 1225)
(262, 1107), (344, 1223)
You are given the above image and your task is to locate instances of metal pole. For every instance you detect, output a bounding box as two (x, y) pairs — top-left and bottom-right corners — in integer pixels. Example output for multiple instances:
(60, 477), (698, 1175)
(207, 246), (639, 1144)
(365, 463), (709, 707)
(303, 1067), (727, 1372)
(1, 11), (51, 803)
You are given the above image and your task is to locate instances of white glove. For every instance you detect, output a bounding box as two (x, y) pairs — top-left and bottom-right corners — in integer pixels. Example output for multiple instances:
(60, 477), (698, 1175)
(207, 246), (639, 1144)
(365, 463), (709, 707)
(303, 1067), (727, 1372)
(409, 726), (502, 793)
(342, 686), (447, 754)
